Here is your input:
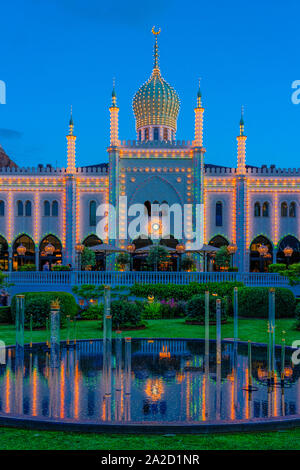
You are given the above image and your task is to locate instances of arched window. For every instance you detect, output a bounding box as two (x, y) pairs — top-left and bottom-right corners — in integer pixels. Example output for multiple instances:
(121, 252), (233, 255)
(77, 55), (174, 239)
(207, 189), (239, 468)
(281, 202), (288, 217)
(254, 202), (261, 217)
(17, 200), (23, 216)
(89, 201), (96, 226)
(163, 128), (168, 141)
(0, 200), (4, 217)
(262, 202), (269, 217)
(25, 201), (32, 217)
(52, 200), (58, 217)
(144, 128), (149, 141)
(215, 201), (223, 227)
(44, 201), (50, 216)
(153, 127), (159, 141)
(289, 202), (296, 218)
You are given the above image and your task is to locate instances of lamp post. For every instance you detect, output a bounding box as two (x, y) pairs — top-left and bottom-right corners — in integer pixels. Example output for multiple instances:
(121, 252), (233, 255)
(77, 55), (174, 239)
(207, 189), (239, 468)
(227, 243), (238, 268)
(44, 242), (55, 269)
(16, 243), (26, 268)
(176, 243), (185, 272)
(75, 242), (84, 271)
(283, 246), (293, 268)
(257, 244), (268, 272)
(127, 243), (135, 271)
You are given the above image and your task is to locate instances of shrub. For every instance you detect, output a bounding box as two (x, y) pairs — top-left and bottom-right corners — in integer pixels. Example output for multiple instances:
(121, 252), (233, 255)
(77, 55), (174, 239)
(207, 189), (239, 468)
(238, 287), (296, 318)
(110, 300), (143, 329)
(142, 301), (161, 319)
(186, 294), (227, 323)
(180, 257), (196, 272)
(80, 303), (103, 320)
(19, 264), (36, 272)
(11, 292), (78, 328)
(215, 246), (230, 270)
(268, 263), (286, 274)
(0, 306), (11, 323)
(52, 265), (71, 271)
(130, 281), (243, 302)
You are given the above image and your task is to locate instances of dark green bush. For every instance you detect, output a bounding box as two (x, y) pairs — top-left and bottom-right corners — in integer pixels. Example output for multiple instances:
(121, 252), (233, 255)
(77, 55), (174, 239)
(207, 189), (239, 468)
(52, 265), (71, 271)
(186, 294), (227, 323)
(110, 300), (144, 329)
(268, 263), (286, 273)
(11, 292), (78, 328)
(0, 306), (11, 323)
(80, 303), (103, 320)
(130, 281), (243, 302)
(238, 287), (296, 318)
(19, 264), (36, 271)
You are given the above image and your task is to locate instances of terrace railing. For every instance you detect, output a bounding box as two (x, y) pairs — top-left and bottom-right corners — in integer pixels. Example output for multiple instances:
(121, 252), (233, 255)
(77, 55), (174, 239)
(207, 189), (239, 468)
(7, 271), (289, 288)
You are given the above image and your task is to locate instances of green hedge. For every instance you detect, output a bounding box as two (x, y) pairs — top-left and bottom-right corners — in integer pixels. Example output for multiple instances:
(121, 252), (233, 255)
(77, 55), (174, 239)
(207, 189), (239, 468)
(186, 294), (228, 323)
(237, 287), (296, 318)
(0, 306), (11, 323)
(295, 303), (300, 329)
(11, 292), (78, 328)
(130, 281), (244, 302)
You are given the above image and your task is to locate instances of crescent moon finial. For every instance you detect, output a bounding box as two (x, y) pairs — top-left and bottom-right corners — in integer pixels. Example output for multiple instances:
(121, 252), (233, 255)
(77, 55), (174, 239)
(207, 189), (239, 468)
(151, 26), (161, 36)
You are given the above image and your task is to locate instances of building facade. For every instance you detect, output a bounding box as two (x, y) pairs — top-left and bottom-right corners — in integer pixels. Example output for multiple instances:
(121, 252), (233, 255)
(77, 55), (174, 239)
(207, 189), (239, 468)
(0, 31), (299, 272)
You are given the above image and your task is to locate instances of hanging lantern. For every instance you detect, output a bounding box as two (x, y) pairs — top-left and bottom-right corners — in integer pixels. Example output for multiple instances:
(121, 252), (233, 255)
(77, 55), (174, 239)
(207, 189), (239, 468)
(283, 246), (293, 258)
(16, 243), (26, 256)
(44, 243), (55, 255)
(75, 242), (84, 254)
(257, 244), (268, 256)
(127, 243), (135, 254)
(176, 243), (185, 254)
(227, 243), (238, 255)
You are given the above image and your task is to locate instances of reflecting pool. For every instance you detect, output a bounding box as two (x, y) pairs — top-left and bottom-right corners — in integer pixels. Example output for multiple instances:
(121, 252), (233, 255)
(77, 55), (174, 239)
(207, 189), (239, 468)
(0, 339), (299, 428)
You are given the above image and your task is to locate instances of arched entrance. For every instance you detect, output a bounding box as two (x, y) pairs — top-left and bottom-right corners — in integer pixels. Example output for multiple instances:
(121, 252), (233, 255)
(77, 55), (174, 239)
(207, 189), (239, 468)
(39, 235), (62, 270)
(83, 235), (104, 270)
(250, 235), (273, 272)
(0, 236), (8, 271)
(276, 235), (300, 266)
(13, 235), (35, 271)
(208, 235), (229, 271)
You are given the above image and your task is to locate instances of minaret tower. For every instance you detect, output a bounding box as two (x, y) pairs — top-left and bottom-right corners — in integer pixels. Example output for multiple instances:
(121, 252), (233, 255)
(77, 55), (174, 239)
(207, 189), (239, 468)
(109, 80), (120, 147)
(193, 79), (204, 147)
(66, 107), (76, 173)
(237, 106), (247, 174)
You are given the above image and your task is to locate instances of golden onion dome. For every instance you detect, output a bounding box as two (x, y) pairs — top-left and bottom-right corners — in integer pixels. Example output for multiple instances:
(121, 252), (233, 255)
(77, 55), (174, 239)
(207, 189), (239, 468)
(133, 29), (180, 132)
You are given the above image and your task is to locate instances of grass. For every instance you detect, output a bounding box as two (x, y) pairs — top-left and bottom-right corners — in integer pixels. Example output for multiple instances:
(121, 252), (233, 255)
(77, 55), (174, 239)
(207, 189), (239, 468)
(0, 317), (298, 347)
(0, 427), (300, 450)
(0, 317), (299, 450)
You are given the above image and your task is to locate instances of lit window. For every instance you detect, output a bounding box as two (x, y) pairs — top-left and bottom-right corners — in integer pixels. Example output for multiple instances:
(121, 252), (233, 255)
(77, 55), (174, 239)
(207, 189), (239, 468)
(281, 202), (288, 217)
(262, 202), (269, 217)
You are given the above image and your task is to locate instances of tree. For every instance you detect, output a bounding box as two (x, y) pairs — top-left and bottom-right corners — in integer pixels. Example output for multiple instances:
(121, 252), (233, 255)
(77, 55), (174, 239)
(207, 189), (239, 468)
(146, 245), (169, 271)
(180, 256), (196, 272)
(279, 263), (300, 286)
(215, 246), (230, 270)
(116, 253), (130, 270)
(80, 247), (96, 270)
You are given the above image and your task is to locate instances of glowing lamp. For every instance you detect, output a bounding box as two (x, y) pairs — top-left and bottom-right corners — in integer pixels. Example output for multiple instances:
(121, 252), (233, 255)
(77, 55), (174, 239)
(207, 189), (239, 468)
(176, 243), (185, 254)
(227, 243), (238, 255)
(257, 244), (268, 256)
(16, 244), (26, 256)
(127, 243), (135, 254)
(75, 242), (84, 254)
(283, 246), (293, 258)
(44, 243), (55, 255)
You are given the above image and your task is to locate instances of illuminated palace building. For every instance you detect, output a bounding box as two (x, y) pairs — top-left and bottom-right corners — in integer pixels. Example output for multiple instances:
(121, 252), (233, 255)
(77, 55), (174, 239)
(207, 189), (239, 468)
(0, 30), (299, 273)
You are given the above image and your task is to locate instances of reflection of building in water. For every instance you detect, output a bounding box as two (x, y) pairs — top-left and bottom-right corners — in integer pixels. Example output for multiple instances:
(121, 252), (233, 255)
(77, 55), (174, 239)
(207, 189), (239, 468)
(139, 339), (188, 355)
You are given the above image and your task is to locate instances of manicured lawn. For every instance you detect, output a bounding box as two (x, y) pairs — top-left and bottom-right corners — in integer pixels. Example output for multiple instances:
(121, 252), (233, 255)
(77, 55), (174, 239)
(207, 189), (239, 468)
(0, 317), (299, 450)
(0, 426), (299, 450)
(0, 317), (298, 347)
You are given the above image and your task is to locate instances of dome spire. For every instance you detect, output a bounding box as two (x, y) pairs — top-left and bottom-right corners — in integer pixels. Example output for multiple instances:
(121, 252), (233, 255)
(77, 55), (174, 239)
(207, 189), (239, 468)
(151, 26), (161, 73)
(240, 105), (244, 136)
(111, 77), (117, 107)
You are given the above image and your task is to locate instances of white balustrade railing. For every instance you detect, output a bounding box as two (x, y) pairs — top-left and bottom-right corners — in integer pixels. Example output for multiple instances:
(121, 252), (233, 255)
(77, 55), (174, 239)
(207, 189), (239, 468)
(6, 271), (289, 288)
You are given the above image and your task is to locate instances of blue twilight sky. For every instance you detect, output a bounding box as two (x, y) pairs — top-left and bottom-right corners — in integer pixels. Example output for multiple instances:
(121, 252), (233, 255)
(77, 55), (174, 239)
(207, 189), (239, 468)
(0, 0), (300, 169)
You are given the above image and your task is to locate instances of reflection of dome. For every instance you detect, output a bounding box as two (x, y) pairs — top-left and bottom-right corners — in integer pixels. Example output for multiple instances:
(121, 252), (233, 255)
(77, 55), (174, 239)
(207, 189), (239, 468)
(133, 30), (180, 133)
